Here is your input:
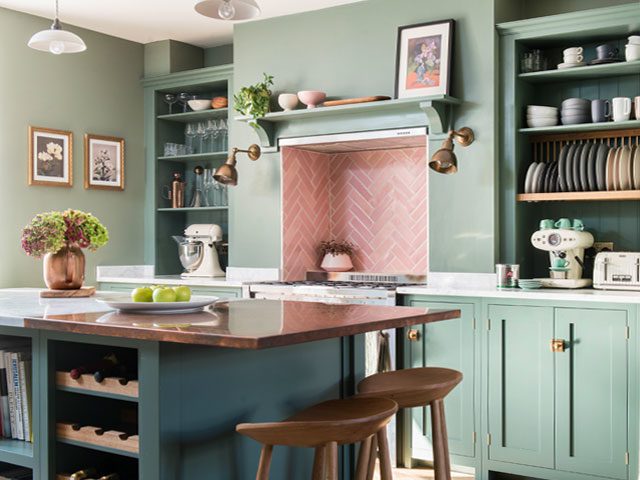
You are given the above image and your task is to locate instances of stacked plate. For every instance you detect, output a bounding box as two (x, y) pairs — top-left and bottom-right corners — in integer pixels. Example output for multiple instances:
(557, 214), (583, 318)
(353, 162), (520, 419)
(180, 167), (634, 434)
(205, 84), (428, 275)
(524, 160), (560, 194)
(518, 279), (542, 290)
(527, 105), (558, 128)
(561, 98), (590, 125)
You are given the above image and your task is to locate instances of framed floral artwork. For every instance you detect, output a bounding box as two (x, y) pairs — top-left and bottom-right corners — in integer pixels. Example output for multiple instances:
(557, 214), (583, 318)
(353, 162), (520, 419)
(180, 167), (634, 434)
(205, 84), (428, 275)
(395, 19), (455, 98)
(28, 126), (73, 187)
(84, 133), (125, 191)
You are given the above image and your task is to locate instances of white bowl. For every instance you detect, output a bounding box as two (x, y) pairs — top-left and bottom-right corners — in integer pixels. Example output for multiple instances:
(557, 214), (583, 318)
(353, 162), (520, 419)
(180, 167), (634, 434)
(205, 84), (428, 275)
(527, 114), (558, 120)
(278, 93), (299, 111)
(628, 35), (640, 45)
(527, 105), (558, 116)
(187, 99), (212, 111)
(561, 98), (590, 109)
(527, 117), (558, 128)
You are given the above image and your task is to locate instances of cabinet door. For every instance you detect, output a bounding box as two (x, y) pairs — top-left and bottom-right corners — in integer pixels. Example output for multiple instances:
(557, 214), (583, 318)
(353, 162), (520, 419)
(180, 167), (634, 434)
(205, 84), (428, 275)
(406, 300), (475, 459)
(487, 305), (554, 468)
(555, 308), (628, 479)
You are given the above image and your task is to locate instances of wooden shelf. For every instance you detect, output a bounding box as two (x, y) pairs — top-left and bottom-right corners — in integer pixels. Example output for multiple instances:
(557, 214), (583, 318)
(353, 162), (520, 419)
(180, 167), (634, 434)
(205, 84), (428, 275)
(157, 206), (228, 213)
(0, 438), (33, 468)
(56, 372), (138, 402)
(520, 120), (640, 135)
(157, 108), (228, 123)
(519, 60), (640, 83)
(157, 152), (227, 162)
(57, 423), (139, 458)
(517, 191), (640, 202)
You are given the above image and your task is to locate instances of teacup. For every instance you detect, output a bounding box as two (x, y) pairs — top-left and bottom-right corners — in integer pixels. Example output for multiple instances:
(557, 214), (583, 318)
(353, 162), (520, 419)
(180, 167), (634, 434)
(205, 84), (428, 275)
(552, 257), (569, 269)
(612, 97), (632, 122)
(563, 47), (583, 55)
(564, 53), (584, 64)
(572, 219), (585, 231)
(555, 218), (572, 229)
(539, 219), (554, 230)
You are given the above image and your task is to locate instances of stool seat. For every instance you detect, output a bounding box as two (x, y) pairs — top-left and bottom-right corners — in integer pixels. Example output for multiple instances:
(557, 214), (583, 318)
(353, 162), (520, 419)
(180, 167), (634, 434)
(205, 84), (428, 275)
(358, 367), (462, 409)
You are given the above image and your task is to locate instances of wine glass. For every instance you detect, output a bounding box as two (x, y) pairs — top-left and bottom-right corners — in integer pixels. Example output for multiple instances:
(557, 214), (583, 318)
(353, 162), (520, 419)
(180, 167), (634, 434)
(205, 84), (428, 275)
(219, 119), (228, 152)
(185, 123), (197, 152)
(178, 92), (191, 113)
(205, 119), (218, 152)
(164, 93), (177, 114)
(196, 122), (207, 154)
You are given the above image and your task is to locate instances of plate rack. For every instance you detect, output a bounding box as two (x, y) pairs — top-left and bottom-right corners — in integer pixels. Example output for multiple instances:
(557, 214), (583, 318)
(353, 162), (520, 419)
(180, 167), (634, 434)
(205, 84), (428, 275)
(517, 127), (640, 202)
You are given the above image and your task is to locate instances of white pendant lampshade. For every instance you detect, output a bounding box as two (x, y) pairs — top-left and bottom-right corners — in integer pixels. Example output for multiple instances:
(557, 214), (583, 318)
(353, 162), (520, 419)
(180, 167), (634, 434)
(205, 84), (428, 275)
(195, 0), (261, 21)
(28, 0), (86, 55)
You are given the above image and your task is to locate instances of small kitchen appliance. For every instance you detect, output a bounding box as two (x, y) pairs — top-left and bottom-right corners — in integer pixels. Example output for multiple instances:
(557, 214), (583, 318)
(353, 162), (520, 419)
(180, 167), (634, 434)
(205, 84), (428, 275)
(173, 224), (225, 278)
(531, 227), (594, 288)
(593, 252), (640, 290)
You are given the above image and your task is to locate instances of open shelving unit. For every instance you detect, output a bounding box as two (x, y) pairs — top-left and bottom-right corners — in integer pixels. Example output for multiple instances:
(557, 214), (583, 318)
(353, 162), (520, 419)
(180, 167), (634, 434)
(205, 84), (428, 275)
(157, 151), (227, 163)
(518, 59), (640, 83)
(157, 107), (228, 123)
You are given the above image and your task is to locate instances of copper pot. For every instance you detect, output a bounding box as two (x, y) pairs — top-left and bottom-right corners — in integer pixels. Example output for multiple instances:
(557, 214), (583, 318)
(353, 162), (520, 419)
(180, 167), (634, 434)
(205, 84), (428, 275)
(43, 246), (85, 290)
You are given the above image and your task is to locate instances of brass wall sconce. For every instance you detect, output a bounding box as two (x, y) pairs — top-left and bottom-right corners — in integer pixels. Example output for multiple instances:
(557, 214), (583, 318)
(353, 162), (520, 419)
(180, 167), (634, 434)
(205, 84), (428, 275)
(213, 144), (261, 186)
(429, 127), (475, 175)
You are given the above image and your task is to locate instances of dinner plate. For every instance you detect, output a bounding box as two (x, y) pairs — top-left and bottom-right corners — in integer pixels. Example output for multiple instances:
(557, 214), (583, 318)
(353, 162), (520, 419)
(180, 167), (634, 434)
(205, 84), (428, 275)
(557, 145), (570, 192)
(532, 162), (546, 193)
(524, 162), (538, 194)
(610, 147), (621, 190)
(95, 295), (219, 314)
(586, 143), (597, 191)
(606, 147), (617, 191)
(618, 145), (632, 190)
(540, 163), (551, 193)
(633, 145), (640, 189)
(546, 162), (557, 193)
(595, 143), (609, 191)
(578, 143), (593, 191)
(564, 144), (578, 192)
(570, 144), (584, 192)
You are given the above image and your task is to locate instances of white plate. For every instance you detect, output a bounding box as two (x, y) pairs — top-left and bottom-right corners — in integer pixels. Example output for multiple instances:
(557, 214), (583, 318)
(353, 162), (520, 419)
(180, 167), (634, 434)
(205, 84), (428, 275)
(531, 162), (546, 193)
(95, 295), (219, 314)
(524, 162), (538, 193)
(557, 62), (586, 69)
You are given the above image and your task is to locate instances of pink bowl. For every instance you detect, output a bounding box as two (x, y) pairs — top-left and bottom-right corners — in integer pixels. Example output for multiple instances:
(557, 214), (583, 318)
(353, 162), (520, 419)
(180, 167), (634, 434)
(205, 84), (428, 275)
(297, 90), (327, 109)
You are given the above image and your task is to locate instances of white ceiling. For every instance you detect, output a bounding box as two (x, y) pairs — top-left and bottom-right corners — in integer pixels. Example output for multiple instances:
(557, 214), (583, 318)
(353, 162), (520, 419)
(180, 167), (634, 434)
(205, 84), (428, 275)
(0, 0), (365, 47)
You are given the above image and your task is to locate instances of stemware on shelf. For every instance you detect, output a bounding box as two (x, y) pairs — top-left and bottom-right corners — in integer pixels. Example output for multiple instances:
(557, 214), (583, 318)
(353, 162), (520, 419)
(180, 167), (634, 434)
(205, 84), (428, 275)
(178, 92), (191, 113)
(219, 119), (229, 152)
(202, 168), (214, 206)
(206, 119), (219, 152)
(185, 123), (197, 151)
(196, 122), (207, 154)
(164, 93), (177, 114)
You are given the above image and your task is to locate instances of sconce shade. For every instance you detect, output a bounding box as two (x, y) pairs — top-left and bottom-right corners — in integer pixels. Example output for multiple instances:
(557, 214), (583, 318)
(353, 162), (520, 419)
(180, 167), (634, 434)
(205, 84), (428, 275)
(214, 156), (238, 186)
(429, 127), (474, 175)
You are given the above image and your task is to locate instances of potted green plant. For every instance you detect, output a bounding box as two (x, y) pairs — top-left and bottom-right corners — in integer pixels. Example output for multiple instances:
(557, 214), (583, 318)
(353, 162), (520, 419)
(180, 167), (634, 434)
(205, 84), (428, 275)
(318, 240), (355, 272)
(21, 209), (109, 290)
(234, 73), (274, 127)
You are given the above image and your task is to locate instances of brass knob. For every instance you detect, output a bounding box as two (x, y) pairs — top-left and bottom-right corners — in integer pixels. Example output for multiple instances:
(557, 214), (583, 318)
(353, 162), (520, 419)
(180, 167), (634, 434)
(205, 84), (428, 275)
(551, 339), (565, 352)
(407, 329), (421, 342)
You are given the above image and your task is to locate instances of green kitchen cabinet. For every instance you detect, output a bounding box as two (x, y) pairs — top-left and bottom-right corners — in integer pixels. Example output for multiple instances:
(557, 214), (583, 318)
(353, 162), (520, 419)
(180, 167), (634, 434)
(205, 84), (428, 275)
(554, 308), (628, 480)
(402, 297), (478, 468)
(486, 304), (555, 469)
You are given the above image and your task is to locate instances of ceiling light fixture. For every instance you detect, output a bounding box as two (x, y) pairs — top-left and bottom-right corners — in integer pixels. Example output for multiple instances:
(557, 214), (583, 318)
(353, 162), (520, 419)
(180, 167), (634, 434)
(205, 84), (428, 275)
(28, 0), (86, 55)
(214, 144), (261, 186)
(429, 127), (475, 175)
(195, 0), (261, 21)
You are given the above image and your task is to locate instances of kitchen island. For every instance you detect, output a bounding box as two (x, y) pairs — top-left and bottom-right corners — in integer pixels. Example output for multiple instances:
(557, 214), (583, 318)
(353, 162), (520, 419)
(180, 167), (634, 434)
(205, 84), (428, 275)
(0, 289), (459, 479)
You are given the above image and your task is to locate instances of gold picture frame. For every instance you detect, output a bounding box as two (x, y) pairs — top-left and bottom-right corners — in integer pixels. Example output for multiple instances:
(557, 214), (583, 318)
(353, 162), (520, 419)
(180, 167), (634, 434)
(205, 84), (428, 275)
(28, 126), (73, 187)
(84, 133), (125, 191)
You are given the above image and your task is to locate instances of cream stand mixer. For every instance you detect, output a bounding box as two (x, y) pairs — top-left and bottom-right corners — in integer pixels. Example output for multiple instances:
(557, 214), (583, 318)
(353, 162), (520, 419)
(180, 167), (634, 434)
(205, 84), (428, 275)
(173, 224), (225, 278)
(530, 225), (594, 288)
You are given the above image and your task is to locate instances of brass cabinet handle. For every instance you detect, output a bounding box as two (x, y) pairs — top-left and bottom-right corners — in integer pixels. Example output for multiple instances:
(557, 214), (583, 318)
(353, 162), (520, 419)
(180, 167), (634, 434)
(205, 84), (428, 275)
(551, 339), (565, 352)
(407, 329), (421, 342)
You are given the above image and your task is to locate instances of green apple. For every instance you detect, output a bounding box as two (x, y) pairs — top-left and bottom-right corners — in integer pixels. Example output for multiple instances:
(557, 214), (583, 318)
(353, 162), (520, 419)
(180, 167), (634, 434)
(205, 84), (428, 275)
(131, 287), (153, 303)
(150, 284), (163, 291)
(173, 285), (192, 302)
(153, 287), (177, 303)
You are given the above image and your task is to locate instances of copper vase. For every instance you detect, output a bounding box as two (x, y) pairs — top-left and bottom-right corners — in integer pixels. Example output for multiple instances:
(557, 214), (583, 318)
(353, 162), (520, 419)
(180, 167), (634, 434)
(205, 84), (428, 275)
(43, 246), (85, 290)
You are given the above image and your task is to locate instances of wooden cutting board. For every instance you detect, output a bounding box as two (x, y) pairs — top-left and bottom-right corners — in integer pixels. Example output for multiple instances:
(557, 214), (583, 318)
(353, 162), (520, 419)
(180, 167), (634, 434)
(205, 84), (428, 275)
(323, 96), (391, 107)
(40, 286), (96, 298)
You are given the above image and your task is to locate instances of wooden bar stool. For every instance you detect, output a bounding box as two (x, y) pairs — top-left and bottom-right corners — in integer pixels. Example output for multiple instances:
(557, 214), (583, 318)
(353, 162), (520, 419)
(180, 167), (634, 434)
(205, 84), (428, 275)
(237, 397), (398, 480)
(357, 367), (463, 480)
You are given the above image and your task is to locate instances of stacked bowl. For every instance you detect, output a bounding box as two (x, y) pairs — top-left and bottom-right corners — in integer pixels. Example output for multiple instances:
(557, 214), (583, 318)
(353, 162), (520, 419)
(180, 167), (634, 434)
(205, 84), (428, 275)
(527, 105), (558, 128)
(561, 98), (590, 125)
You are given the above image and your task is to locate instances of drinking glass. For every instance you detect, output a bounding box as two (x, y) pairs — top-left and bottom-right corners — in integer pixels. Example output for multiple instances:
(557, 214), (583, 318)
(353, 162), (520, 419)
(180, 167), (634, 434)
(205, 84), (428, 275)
(164, 94), (177, 114)
(205, 119), (218, 152)
(164, 143), (177, 157)
(178, 92), (191, 113)
(213, 181), (223, 206)
(185, 123), (197, 151)
(221, 184), (228, 206)
(219, 119), (228, 152)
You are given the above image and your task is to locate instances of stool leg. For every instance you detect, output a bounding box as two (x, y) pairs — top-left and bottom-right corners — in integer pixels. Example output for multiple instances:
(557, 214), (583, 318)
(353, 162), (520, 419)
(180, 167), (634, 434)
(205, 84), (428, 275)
(355, 436), (373, 480)
(365, 435), (378, 480)
(312, 445), (326, 480)
(376, 427), (393, 480)
(326, 441), (339, 480)
(431, 399), (451, 480)
(256, 444), (273, 480)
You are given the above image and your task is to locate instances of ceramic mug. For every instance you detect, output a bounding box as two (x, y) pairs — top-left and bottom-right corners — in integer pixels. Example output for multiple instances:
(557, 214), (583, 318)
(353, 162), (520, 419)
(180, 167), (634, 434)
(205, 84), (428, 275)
(564, 53), (583, 64)
(555, 218), (572, 229)
(572, 219), (585, 231)
(563, 47), (583, 55)
(591, 99), (611, 123)
(626, 44), (640, 62)
(539, 219), (555, 230)
(612, 97), (632, 122)
(596, 44), (619, 59)
(629, 35), (640, 45)
(635, 96), (640, 120)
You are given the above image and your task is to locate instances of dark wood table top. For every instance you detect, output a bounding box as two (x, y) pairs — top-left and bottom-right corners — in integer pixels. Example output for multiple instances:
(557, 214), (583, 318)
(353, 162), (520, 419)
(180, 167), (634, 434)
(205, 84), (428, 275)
(18, 299), (460, 349)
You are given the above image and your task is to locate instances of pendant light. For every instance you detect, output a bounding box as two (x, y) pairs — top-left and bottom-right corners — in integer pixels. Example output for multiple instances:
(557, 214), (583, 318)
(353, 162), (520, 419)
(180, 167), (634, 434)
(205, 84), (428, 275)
(28, 0), (86, 55)
(195, 0), (261, 21)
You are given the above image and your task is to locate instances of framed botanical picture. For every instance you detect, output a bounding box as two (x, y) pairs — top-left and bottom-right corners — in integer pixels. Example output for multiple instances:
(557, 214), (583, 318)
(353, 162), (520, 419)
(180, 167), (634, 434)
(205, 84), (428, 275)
(395, 19), (455, 98)
(28, 126), (73, 187)
(84, 134), (125, 191)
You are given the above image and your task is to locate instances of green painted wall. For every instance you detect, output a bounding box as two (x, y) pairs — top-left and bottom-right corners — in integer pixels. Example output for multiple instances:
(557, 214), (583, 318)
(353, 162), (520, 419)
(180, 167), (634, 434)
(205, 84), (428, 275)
(230, 0), (498, 273)
(0, 7), (145, 288)
(204, 44), (234, 67)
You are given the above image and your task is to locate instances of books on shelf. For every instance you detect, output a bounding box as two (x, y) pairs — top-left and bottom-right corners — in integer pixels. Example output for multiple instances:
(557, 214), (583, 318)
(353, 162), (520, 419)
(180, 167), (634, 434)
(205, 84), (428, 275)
(0, 346), (31, 443)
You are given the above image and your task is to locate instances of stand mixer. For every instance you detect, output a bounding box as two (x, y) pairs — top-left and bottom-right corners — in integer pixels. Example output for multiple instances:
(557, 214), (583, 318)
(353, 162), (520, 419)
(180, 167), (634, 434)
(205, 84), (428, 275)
(173, 224), (225, 278)
(531, 226), (594, 288)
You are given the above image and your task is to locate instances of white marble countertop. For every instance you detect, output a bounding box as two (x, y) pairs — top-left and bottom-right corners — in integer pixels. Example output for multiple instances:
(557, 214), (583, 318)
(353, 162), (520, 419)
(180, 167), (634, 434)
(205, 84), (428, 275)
(97, 274), (245, 288)
(0, 289), (112, 321)
(398, 273), (640, 304)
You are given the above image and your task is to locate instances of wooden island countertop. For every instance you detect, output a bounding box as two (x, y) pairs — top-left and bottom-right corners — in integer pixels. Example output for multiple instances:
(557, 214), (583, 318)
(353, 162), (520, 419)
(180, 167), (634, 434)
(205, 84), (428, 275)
(0, 290), (460, 349)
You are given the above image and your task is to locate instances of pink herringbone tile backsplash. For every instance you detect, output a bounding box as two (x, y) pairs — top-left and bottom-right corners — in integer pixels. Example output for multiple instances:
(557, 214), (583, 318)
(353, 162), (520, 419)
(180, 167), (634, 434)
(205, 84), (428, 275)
(282, 146), (428, 280)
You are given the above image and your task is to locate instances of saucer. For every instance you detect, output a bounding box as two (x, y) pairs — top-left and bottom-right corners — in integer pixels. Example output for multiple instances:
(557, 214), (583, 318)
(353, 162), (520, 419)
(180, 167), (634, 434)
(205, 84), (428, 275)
(557, 62), (586, 69)
(588, 58), (623, 65)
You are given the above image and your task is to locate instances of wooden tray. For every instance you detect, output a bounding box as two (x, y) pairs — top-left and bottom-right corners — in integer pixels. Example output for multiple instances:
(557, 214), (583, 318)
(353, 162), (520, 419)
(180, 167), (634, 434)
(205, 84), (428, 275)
(56, 371), (139, 399)
(57, 422), (139, 454)
(40, 287), (96, 298)
(323, 96), (391, 107)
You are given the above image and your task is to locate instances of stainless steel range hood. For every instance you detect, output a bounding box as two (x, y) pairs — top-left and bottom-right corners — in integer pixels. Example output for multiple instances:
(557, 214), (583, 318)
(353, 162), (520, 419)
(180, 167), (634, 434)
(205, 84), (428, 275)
(278, 127), (427, 154)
